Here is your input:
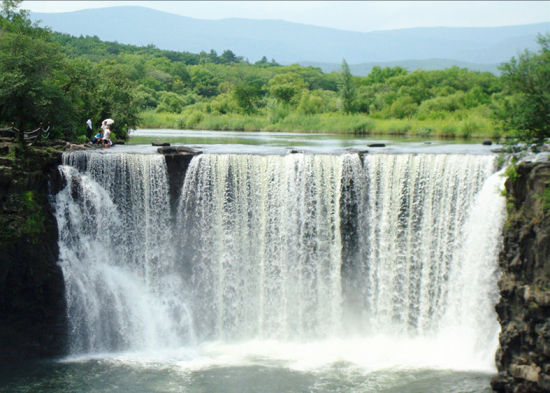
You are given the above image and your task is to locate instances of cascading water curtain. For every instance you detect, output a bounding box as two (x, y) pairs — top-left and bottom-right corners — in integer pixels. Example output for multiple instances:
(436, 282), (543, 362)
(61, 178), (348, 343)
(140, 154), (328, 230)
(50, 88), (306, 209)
(178, 154), (347, 341)
(177, 153), (505, 356)
(56, 151), (505, 368)
(56, 152), (194, 354)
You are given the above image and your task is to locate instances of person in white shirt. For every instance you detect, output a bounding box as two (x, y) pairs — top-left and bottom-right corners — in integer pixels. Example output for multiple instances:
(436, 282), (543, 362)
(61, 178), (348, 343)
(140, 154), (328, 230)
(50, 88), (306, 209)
(102, 125), (112, 147)
(86, 117), (93, 139)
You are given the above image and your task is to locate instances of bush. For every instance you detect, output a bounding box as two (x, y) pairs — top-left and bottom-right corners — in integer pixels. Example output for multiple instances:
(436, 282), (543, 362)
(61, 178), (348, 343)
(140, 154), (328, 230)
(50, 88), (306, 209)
(459, 118), (483, 139)
(439, 124), (458, 138)
(386, 121), (411, 136)
(504, 163), (520, 184)
(267, 101), (290, 123)
(352, 119), (375, 134)
(416, 127), (433, 138)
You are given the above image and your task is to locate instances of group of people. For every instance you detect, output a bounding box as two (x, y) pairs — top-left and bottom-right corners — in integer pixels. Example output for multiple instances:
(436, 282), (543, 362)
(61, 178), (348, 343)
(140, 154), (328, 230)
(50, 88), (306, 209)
(86, 117), (113, 148)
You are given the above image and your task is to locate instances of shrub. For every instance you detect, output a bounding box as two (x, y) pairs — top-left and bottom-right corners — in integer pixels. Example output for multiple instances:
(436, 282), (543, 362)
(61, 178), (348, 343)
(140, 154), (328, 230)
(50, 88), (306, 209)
(504, 162), (520, 184)
(186, 111), (203, 127)
(416, 127), (433, 138)
(440, 124), (458, 138)
(352, 119), (375, 134)
(459, 118), (483, 139)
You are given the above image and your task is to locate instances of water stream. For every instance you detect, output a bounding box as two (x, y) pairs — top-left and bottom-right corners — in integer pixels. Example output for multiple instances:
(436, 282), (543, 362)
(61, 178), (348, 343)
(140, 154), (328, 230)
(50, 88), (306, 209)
(0, 149), (506, 393)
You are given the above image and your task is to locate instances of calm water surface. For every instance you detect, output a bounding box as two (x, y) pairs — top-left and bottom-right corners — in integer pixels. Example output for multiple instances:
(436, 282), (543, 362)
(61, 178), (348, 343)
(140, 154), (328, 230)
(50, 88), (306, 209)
(128, 129), (499, 155)
(0, 356), (493, 393)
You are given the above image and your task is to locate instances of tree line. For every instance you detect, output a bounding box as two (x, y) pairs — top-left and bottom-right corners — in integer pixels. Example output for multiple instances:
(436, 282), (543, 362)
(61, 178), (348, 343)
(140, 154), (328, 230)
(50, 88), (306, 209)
(1, 0), (548, 143)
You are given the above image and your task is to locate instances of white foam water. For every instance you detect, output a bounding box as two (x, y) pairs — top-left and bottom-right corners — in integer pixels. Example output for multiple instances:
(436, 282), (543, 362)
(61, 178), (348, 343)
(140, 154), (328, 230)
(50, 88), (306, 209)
(56, 151), (505, 374)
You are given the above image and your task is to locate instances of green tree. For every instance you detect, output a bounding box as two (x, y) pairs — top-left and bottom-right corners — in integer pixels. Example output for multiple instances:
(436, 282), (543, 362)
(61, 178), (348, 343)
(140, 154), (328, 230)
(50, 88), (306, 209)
(496, 34), (550, 143)
(234, 84), (262, 114)
(0, 6), (69, 133)
(390, 96), (418, 119)
(95, 63), (139, 140)
(268, 73), (305, 104)
(191, 68), (219, 97)
(339, 59), (356, 113)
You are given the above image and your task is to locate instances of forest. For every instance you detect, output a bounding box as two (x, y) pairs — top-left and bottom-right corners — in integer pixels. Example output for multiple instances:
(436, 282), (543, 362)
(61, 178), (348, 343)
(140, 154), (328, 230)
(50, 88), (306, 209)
(1, 0), (549, 143)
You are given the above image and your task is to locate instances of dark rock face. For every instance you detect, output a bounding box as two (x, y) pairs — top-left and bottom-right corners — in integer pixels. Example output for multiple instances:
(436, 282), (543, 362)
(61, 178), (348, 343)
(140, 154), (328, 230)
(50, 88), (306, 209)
(492, 161), (550, 393)
(0, 143), (67, 362)
(158, 146), (202, 214)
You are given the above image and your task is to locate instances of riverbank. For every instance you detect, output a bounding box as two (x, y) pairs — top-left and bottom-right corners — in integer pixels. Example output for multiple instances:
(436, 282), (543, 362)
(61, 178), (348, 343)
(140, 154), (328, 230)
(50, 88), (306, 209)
(138, 110), (501, 140)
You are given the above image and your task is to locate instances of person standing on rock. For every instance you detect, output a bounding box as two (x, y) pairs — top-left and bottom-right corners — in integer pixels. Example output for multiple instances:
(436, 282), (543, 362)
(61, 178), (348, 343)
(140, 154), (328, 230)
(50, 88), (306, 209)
(86, 117), (93, 140)
(102, 125), (112, 148)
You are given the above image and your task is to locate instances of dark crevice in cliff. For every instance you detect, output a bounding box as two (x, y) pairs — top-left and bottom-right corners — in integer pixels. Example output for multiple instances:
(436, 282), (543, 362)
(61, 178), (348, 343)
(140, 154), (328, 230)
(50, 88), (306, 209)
(158, 146), (201, 216)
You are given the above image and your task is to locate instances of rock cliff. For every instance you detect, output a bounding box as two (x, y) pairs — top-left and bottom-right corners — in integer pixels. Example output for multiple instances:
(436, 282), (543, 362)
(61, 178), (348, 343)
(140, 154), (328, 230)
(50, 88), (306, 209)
(0, 140), (68, 362)
(492, 158), (550, 393)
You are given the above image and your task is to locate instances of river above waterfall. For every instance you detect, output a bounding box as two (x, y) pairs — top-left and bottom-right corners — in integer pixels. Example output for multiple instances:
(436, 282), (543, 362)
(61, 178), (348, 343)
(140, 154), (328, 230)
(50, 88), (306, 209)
(127, 129), (500, 155)
(1, 146), (505, 393)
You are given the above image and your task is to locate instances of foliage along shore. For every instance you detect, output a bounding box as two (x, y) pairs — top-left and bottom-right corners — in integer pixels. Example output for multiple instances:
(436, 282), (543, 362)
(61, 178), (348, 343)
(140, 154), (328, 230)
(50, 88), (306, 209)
(137, 110), (498, 140)
(1, 0), (549, 145)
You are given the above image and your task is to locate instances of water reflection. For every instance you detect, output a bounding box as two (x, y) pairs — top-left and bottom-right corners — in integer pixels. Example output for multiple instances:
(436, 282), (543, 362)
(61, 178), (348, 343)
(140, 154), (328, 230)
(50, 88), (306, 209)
(126, 129), (498, 155)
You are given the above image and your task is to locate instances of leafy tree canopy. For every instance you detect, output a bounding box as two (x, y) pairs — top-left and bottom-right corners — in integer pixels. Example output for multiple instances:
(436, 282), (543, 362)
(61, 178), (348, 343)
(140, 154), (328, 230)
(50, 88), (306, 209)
(496, 34), (550, 143)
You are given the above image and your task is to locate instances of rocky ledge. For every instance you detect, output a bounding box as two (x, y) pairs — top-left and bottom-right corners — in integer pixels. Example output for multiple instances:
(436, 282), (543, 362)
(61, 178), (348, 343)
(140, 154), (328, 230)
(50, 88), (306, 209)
(492, 159), (550, 393)
(0, 139), (75, 362)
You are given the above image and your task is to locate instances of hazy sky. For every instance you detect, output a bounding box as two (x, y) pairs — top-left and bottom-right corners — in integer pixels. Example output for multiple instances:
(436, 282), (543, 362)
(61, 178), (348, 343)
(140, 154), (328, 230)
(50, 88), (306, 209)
(22, 1), (550, 33)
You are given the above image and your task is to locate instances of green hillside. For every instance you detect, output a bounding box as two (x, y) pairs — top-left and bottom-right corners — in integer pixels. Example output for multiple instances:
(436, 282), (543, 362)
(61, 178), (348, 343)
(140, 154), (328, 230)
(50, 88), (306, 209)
(2, 1), (549, 144)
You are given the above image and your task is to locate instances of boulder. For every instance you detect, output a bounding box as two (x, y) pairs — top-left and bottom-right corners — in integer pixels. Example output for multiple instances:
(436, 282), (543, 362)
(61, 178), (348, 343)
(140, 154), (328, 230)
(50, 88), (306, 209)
(152, 141), (170, 147)
(157, 145), (202, 155)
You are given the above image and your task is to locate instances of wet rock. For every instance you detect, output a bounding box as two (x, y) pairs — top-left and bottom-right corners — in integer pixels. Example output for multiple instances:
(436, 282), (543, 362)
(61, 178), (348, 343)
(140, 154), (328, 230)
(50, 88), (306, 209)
(492, 161), (550, 393)
(367, 143), (385, 147)
(347, 148), (368, 154)
(0, 145), (67, 363)
(510, 364), (541, 382)
(158, 146), (201, 214)
(482, 139), (493, 145)
(152, 141), (170, 147)
(157, 145), (201, 155)
(539, 374), (550, 390)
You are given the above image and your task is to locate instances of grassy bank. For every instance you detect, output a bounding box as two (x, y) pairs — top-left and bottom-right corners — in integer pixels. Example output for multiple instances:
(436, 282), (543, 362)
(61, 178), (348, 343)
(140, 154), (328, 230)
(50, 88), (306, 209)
(138, 110), (502, 140)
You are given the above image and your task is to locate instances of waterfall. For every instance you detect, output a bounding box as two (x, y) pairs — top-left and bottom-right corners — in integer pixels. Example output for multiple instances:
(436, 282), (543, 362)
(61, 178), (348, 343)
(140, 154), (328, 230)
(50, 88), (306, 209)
(178, 154), (347, 341)
(56, 151), (194, 354)
(56, 151), (505, 368)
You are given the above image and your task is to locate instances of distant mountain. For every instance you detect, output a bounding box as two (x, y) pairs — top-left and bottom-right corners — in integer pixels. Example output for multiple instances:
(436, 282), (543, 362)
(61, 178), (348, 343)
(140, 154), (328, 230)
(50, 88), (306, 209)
(300, 59), (501, 76)
(31, 6), (550, 70)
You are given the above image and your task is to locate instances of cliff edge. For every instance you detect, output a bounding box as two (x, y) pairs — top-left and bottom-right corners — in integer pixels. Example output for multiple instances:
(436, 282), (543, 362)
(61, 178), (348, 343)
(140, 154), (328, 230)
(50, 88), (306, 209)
(492, 159), (550, 393)
(0, 140), (68, 361)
